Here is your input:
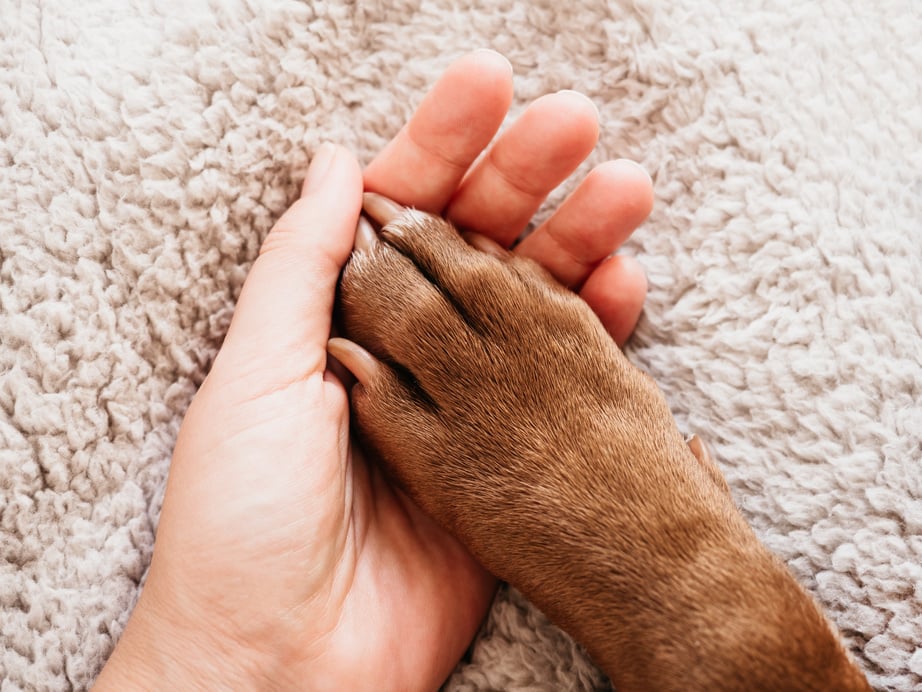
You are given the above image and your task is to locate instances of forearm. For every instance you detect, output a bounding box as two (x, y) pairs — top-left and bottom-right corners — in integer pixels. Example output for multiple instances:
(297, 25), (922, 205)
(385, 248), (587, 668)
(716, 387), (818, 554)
(506, 502), (865, 692)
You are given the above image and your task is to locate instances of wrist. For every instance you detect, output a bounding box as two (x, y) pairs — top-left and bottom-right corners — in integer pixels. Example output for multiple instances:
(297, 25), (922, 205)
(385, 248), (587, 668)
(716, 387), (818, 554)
(94, 589), (269, 690)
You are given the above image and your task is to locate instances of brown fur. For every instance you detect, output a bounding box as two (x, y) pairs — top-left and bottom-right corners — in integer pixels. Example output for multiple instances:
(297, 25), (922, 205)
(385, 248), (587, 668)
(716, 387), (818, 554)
(334, 208), (871, 691)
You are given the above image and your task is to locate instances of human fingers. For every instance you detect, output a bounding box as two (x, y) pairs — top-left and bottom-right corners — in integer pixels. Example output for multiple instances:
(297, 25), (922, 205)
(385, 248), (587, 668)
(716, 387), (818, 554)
(214, 143), (363, 392)
(444, 90), (599, 246)
(363, 50), (513, 212)
(578, 254), (648, 347)
(514, 159), (654, 289)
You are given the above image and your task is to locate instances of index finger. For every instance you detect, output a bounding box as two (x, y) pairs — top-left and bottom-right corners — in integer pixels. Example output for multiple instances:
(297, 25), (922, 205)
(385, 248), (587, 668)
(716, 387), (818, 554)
(363, 50), (513, 213)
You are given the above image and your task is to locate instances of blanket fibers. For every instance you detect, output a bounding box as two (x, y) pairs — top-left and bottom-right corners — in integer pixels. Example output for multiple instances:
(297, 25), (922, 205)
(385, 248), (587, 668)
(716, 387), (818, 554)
(1, 0), (920, 689)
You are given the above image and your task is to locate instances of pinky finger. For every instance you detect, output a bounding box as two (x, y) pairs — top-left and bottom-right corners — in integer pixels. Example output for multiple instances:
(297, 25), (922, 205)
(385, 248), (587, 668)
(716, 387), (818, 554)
(579, 255), (648, 347)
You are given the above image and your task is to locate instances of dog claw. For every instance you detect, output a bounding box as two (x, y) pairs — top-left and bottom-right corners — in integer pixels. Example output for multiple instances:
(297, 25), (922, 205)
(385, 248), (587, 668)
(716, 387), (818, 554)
(686, 434), (709, 464)
(463, 231), (509, 260)
(327, 337), (383, 388)
(686, 433), (731, 493)
(363, 192), (405, 226)
(354, 216), (379, 253)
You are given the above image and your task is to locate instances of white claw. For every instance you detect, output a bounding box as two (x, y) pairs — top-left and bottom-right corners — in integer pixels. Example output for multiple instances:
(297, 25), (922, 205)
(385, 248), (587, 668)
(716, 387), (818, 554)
(363, 192), (406, 226)
(354, 216), (379, 253)
(327, 337), (383, 388)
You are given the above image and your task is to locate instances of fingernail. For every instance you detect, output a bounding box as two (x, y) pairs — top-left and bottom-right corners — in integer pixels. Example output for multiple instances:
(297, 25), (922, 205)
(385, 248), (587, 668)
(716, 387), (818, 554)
(556, 89), (600, 119)
(472, 48), (513, 74)
(615, 158), (654, 186)
(304, 143), (337, 194)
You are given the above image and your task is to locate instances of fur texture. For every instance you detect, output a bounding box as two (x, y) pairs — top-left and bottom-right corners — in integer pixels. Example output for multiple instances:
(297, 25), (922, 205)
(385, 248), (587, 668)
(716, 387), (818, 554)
(336, 208), (870, 690)
(0, 0), (920, 689)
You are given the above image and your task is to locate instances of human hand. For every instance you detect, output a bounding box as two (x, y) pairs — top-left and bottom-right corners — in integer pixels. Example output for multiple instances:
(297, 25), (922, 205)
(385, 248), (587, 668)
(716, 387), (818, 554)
(365, 50), (652, 346)
(95, 50), (653, 691)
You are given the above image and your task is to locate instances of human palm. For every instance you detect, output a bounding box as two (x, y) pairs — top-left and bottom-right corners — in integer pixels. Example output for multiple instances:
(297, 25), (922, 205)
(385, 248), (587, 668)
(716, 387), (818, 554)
(96, 50), (654, 690)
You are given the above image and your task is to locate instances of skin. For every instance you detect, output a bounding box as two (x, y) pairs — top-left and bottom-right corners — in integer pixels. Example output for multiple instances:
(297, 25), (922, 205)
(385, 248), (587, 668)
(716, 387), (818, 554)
(95, 50), (653, 690)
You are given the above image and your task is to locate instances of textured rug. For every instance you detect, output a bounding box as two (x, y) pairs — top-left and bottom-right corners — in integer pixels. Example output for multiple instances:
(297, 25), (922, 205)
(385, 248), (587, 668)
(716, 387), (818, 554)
(1, 0), (920, 689)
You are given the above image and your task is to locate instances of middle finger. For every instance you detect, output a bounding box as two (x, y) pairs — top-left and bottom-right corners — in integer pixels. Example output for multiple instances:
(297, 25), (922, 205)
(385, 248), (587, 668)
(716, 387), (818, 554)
(444, 90), (599, 247)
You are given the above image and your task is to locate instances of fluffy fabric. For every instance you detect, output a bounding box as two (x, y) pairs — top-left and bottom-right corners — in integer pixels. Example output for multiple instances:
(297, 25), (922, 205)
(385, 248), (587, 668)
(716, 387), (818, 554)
(1, 0), (919, 689)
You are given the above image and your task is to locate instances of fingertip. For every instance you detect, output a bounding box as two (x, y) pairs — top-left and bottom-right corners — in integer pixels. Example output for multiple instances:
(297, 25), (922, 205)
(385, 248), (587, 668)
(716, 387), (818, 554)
(427, 50), (514, 132)
(589, 159), (655, 225)
(616, 157), (654, 190)
(579, 254), (648, 346)
(614, 159), (655, 220)
(536, 90), (600, 146)
(265, 145), (362, 271)
(556, 89), (601, 123)
(608, 254), (648, 300)
(466, 49), (514, 85)
(301, 144), (363, 200)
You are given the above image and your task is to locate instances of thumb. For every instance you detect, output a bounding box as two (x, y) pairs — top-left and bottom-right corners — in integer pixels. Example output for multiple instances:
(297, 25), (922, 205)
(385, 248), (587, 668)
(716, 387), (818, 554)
(213, 143), (363, 391)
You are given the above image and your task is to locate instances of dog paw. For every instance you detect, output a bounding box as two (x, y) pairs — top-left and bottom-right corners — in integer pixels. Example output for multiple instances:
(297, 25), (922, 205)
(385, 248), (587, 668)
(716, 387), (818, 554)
(331, 194), (708, 574)
(331, 196), (869, 692)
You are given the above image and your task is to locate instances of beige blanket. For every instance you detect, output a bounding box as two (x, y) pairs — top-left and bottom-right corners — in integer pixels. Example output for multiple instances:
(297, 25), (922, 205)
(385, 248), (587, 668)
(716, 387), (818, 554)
(1, 1), (920, 688)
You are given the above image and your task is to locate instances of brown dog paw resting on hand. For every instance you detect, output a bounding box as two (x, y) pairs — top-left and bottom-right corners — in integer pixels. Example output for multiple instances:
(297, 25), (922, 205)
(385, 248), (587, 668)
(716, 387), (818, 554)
(328, 194), (871, 692)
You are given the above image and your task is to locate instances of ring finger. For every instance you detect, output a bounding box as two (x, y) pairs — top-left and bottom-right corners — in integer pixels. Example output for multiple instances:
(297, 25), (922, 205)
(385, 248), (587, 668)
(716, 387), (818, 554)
(444, 90), (599, 246)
